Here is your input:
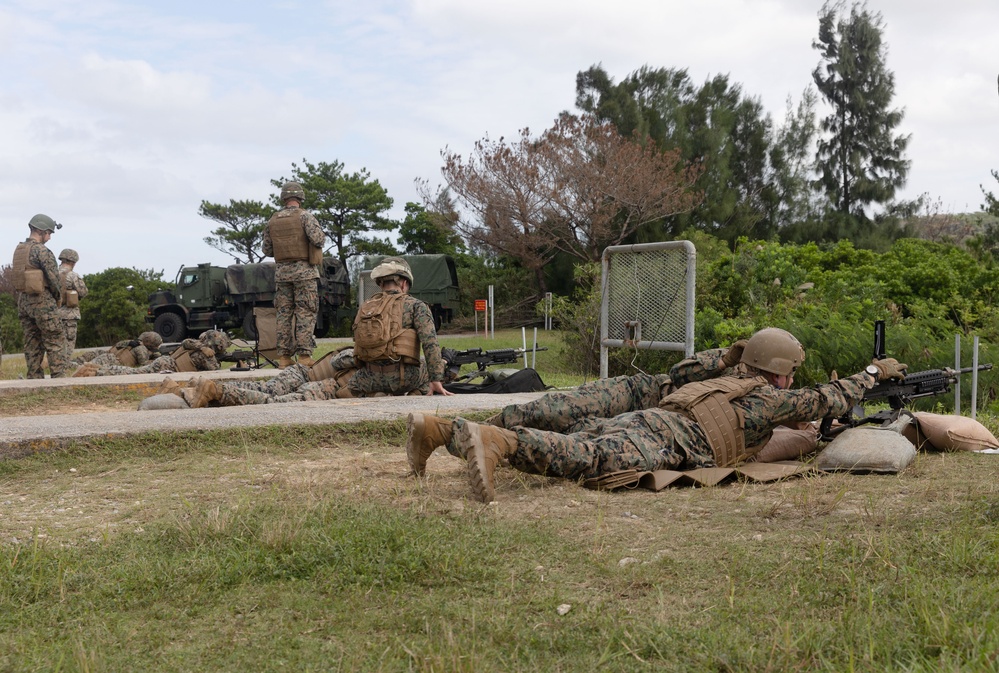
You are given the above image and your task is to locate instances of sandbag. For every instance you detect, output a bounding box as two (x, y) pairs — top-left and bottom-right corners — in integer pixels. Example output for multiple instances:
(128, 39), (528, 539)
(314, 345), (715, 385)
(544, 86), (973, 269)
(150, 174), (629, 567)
(902, 412), (999, 452)
(753, 424), (819, 463)
(138, 394), (191, 411)
(814, 421), (916, 474)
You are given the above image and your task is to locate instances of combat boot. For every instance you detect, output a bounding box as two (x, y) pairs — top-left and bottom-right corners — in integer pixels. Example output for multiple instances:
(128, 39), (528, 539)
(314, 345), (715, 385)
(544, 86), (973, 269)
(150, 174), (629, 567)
(157, 377), (183, 397)
(406, 413), (453, 477)
(297, 354), (315, 368)
(278, 356), (294, 369)
(72, 363), (99, 377)
(453, 419), (518, 503)
(181, 377), (223, 409)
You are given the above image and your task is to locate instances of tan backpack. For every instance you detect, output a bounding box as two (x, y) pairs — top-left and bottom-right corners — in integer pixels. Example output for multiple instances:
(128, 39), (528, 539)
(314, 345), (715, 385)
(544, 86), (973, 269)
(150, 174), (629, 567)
(352, 292), (420, 365)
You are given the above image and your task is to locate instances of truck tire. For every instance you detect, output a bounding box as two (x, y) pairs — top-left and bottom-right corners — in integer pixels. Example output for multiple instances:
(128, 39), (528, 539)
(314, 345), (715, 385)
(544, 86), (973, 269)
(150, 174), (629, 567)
(154, 312), (187, 341)
(313, 319), (329, 338)
(242, 311), (258, 341)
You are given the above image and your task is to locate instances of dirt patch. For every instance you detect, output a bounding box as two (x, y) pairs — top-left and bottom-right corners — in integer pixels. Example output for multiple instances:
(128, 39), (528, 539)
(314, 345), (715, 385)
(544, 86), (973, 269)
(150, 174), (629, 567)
(3, 436), (999, 550)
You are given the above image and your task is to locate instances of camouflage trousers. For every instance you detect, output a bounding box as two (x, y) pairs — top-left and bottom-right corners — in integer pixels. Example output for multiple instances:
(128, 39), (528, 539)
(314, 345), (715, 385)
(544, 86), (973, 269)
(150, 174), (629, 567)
(96, 357), (176, 376)
(63, 319), (80, 361)
(274, 279), (318, 358)
(18, 294), (69, 379)
(217, 365), (345, 405)
(494, 373), (672, 433)
(509, 408), (715, 481)
(349, 362), (430, 397)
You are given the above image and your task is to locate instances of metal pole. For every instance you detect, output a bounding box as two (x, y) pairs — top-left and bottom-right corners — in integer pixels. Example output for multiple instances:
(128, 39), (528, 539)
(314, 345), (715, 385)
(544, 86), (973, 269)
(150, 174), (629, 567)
(532, 327), (538, 368)
(522, 327), (528, 368)
(488, 285), (494, 339)
(972, 336), (980, 420)
(954, 334), (961, 415)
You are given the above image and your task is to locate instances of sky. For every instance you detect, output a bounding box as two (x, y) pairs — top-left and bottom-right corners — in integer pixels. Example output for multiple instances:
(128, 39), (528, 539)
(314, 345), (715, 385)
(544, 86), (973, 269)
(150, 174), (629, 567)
(2, 0), (997, 278)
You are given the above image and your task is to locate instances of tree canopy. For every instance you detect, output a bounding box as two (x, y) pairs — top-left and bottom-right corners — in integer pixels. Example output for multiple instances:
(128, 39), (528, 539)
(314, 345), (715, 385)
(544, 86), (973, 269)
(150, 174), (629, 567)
(198, 199), (273, 264)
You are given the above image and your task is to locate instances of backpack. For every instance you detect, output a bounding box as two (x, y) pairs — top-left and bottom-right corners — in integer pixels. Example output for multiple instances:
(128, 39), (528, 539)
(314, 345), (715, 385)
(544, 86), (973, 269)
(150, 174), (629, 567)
(352, 292), (419, 364)
(443, 368), (550, 394)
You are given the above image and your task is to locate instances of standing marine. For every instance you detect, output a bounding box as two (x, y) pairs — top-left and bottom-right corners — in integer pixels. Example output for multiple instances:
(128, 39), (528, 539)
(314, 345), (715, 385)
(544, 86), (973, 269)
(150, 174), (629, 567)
(57, 248), (88, 359)
(262, 181), (326, 369)
(11, 214), (69, 378)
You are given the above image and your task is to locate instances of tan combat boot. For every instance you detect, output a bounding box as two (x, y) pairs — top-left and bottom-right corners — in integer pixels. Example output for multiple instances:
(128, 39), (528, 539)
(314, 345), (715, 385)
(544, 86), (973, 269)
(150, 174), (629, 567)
(453, 419), (518, 503)
(406, 413), (453, 477)
(181, 377), (223, 409)
(157, 377), (183, 397)
(297, 354), (315, 368)
(72, 363), (99, 377)
(278, 356), (294, 369)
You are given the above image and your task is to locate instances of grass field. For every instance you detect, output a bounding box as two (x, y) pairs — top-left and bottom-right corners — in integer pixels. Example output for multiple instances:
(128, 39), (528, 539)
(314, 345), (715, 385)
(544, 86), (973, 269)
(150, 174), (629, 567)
(2, 332), (999, 670)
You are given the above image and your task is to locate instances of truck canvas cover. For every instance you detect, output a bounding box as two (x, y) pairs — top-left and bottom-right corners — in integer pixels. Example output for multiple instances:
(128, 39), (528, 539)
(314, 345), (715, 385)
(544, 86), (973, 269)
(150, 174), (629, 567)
(225, 263), (276, 299)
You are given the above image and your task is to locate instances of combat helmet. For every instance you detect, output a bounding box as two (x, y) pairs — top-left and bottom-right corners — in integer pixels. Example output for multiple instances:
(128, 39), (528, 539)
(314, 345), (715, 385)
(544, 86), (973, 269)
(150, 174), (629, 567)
(371, 256), (414, 285)
(200, 329), (231, 354)
(138, 331), (163, 351)
(280, 181), (306, 203)
(740, 328), (805, 376)
(59, 248), (79, 263)
(28, 213), (62, 232)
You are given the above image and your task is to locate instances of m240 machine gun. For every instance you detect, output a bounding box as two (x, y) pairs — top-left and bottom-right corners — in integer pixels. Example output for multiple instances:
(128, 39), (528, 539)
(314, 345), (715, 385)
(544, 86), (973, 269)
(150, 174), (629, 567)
(442, 347), (547, 384)
(820, 321), (992, 440)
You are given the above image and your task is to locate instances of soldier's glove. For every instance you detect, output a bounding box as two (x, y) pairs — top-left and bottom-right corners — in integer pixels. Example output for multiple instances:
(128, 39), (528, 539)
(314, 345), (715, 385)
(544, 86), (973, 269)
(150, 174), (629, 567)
(870, 358), (908, 381)
(722, 339), (749, 368)
(200, 347), (215, 358)
(127, 340), (141, 348)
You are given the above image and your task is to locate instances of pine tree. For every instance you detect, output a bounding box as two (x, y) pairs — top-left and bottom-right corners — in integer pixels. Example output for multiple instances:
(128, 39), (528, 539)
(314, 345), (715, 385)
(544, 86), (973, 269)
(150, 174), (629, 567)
(812, 2), (910, 221)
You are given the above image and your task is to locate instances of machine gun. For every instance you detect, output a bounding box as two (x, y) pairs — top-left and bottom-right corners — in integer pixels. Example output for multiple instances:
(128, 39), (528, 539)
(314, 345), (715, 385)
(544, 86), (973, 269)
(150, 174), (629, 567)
(820, 320), (993, 440)
(219, 349), (258, 370)
(442, 346), (547, 383)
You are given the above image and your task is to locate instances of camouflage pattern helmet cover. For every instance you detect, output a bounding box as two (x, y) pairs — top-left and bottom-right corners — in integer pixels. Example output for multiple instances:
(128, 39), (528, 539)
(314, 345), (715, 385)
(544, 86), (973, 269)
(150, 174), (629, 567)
(58, 248), (79, 263)
(741, 328), (805, 376)
(371, 257), (414, 285)
(200, 329), (231, 353)
(28, 213), (62, 232)
(280, 181), (306, 203)
(138, 331), (163, 350)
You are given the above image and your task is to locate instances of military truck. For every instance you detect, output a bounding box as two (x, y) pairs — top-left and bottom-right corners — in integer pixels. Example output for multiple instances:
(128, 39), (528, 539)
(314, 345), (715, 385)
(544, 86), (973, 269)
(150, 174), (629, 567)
(359, 254), (460, 330)
(146, 258), (350, 341)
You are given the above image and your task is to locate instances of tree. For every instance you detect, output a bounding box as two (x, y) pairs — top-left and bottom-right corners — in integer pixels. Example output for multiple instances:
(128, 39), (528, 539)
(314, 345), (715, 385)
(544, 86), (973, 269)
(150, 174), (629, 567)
(77, 268), (169, 347)
(437, 114), (701, 294)
(576, 65), (814, 243)
(273, 159), (395, 269)
(812, 1), (910, 222)
(198, 199), (272, 263)
(398, 202), (464, 256)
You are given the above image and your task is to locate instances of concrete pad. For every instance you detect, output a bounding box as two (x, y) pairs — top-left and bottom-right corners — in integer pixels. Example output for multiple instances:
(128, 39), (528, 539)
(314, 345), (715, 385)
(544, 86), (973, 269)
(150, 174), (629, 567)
(0, 390), (546, 460)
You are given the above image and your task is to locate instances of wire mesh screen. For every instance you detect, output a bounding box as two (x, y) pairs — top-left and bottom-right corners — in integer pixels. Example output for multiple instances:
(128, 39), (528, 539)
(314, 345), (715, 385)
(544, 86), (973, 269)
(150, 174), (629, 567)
(357, 270), (378, 304)
(600, 241), (696, 377)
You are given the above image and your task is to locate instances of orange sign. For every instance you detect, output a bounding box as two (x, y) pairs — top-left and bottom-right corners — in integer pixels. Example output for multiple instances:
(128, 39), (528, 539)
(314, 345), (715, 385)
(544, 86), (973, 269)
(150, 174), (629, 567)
(474, 299), (487, 312)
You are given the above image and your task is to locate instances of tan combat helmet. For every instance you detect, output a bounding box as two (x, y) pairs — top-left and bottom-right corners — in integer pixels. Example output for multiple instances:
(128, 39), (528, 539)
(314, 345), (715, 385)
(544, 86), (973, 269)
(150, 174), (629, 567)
(138, 331), (163, 351)
(200, 329), (231, 354)
(59, 249), (79, 263)
(280, 181), (306, 203)
(740, 328), (805, 376)
(370, 256), (414, 285)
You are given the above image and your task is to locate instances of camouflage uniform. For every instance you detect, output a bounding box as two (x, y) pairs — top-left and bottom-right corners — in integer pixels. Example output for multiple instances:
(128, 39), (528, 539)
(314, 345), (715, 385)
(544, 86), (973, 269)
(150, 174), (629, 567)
(262, 206), (325, 358)
(15, 239), (68, 378)
(216, 349), (358, 405)
(85, 340), (154, 368)
(58, 267), (88, 359)
(490, 348), (730, 434)
(95, 332), (224, 376)
(505, 369), (873, 480)
(348, 292), (444, 397)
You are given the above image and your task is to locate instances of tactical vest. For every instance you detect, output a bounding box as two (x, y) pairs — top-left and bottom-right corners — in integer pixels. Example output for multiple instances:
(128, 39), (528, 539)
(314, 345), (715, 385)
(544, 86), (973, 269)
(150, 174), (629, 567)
(110, 346), (138, 367)
(59, 269), (79, 308)
(352, 292), (420, 365)
(659, 376), (767, 467)
(268, 208), (311, 262)
(168, 345), (198, 372)
(11, 241), (34, 292)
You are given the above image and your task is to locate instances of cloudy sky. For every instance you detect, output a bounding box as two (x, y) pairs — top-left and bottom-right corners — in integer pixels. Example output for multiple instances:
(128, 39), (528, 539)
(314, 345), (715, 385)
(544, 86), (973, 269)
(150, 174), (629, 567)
(2, 0), (997, 277)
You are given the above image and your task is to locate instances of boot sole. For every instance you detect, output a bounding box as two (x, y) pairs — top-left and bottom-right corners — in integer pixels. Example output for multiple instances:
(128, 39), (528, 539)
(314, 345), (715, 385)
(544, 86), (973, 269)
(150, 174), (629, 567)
(406, 413), (428, 477)
(456, 421), (495, 503)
